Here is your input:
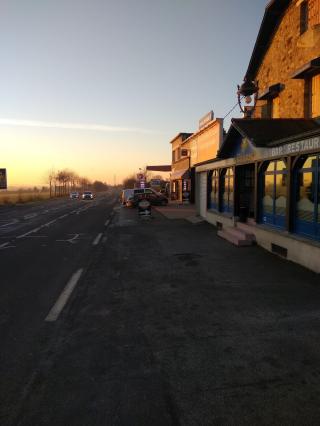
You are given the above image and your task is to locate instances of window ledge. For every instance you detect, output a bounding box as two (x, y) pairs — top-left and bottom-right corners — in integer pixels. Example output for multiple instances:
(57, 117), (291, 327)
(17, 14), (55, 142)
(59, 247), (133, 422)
(245, 222), (320, 248)
(207, 209), (233, 219)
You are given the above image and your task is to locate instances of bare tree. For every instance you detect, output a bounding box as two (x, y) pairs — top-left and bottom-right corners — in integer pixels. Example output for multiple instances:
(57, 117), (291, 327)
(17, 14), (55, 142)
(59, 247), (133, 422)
(122, 174), (136, 189)
(45, 168), (56, 198)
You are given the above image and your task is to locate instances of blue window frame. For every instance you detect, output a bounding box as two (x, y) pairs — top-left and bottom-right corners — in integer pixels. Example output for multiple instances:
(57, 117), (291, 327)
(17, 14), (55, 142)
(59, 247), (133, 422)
(221, 168), (234, 214)
(261, 160), (287, 229)
(209, 169), (219, 210)
(294, 154), (320, 240)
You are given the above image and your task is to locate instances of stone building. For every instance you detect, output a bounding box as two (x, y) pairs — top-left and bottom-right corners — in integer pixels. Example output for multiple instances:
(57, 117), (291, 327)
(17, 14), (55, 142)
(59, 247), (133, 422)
(251, 0), (320, 119)
(194, 0), (320, 273)
(170, 113), (223, 203)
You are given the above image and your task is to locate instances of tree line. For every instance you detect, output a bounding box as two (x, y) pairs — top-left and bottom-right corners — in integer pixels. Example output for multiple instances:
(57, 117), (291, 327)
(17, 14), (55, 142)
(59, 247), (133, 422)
(47, 168), (108, 197)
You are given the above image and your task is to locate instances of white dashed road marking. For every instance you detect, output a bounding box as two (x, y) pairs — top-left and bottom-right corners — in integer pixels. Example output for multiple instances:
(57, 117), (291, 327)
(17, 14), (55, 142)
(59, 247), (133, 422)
(24, 213), (38, 220)
(56, 234), (80, 244)
(44, 219), (57, 227)
(104, 219), (110, 227)
(45, 268), (84, 322)
(93, 233), (103, 246)
(58, 214), (69, 220)
(16, 227), (41, 239)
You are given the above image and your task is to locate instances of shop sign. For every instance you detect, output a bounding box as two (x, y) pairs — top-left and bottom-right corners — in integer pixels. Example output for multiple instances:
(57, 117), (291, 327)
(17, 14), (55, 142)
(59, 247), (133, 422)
(270, 136), (320, 157)
(0, 169), (7, 189)
(233, 138), (257, 163)
(199, 111), (214, 130)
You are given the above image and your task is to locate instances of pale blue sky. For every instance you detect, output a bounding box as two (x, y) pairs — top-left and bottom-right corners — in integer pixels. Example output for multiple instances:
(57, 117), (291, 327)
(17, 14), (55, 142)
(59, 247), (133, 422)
(0, 0), (267, 186)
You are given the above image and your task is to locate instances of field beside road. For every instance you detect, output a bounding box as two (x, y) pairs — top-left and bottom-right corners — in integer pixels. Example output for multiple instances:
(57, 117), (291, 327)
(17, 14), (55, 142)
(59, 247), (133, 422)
(0, 190), (51, 205)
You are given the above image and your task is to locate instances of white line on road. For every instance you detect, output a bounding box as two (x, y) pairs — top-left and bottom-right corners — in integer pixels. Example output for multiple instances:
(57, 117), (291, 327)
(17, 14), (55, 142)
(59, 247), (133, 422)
(58, 214), (68, 219)
(16, 217), (59, 238)
(16, 227), (41, 239)
(104, 219), (110, 227)
(45, 268), (84, 322)
(0, 242), (9, 248)
(43, 219), (57, 227)
(24, 213), (38, 220)
(93, 233), (103, 246)
(0, 219), (19, 228)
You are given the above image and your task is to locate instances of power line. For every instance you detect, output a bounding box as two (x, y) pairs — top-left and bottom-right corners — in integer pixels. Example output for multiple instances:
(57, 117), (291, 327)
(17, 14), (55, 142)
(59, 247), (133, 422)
(223, 97), (243, 120)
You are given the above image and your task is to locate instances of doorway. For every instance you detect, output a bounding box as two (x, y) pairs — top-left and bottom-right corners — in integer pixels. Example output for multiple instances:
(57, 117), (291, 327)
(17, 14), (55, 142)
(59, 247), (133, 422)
(235, 164), (255, 219)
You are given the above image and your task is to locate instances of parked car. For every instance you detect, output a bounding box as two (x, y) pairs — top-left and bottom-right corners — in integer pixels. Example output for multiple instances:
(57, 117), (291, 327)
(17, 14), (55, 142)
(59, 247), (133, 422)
(125, 196), (135, 208)
(70, 191), (79, 199)
(82, 191), (94, 200)
(120, 189), (134, 205)
(133, 188), (168, 206)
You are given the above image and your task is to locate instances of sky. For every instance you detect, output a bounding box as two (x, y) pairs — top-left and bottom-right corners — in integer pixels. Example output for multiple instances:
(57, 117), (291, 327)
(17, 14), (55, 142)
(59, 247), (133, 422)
(0, 0), (267, 187)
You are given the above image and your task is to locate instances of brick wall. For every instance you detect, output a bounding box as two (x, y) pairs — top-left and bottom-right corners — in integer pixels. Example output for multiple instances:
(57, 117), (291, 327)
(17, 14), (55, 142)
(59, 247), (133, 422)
(253, 0), (320, 119)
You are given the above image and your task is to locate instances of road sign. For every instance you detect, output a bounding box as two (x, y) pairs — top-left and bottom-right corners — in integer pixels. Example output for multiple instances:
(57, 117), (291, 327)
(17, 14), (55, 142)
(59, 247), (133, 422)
(0, 169), (7, 189)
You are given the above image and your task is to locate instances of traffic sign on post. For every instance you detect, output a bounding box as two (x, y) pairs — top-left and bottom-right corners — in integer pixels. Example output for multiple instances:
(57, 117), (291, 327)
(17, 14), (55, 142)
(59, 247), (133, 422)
(0, 169), (7, 189)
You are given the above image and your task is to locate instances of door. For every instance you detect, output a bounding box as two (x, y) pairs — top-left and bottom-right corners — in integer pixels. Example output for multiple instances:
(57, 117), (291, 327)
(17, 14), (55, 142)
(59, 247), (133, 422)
(199, 172), (207, 218)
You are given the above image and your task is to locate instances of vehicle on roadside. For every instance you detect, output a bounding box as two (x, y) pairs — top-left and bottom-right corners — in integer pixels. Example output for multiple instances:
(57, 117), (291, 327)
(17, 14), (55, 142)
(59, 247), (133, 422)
(133, 188), (168, 206)
(70, 191), (80, 199)
(125, 196), (135, 208)
(82, 191), (94, 200)
(120, 189), (134, 205)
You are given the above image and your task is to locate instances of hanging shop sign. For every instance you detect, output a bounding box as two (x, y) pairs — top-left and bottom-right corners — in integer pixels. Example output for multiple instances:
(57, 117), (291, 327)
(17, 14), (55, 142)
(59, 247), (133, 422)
(0, 169), (7, 189)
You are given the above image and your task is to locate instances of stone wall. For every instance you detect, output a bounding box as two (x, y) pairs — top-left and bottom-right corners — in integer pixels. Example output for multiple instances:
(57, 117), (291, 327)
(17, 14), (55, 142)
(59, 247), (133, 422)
(254, 0), (320, 119)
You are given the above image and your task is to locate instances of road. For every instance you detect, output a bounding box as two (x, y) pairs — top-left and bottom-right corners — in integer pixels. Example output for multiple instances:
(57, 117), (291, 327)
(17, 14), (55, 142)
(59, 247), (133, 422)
(2, 199), (320, 425)
(0, 191), (117, 425)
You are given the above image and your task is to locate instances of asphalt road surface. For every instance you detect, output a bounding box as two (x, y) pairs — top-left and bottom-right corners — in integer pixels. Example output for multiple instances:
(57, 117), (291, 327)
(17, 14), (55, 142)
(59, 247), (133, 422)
(0, 191), (117, 426)
(2, 199), (320, 426)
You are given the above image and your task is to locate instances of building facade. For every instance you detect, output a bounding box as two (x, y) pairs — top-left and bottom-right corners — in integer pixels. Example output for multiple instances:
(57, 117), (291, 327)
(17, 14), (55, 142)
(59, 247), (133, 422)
(170, 114), (223, 203)
(195, 0), (320, 273)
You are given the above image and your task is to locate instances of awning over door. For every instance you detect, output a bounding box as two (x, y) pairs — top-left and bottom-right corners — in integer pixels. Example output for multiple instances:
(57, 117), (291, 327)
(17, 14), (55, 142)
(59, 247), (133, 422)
(170, 169), (190, 180)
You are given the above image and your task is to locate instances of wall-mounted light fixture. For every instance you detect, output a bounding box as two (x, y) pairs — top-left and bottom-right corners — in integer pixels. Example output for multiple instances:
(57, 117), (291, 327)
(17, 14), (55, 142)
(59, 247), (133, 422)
(237, 78), (259, 118)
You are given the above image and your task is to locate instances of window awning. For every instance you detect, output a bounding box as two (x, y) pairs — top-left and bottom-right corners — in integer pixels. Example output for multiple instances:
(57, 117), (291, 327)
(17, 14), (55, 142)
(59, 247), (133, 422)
(170, 169), (190, 180)
(258, 83), (284, 100)
(292, 57), (320, 79)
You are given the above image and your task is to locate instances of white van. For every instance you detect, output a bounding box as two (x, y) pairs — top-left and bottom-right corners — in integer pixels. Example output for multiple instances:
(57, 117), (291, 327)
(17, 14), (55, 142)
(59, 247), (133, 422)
(120, 189), (134, 205)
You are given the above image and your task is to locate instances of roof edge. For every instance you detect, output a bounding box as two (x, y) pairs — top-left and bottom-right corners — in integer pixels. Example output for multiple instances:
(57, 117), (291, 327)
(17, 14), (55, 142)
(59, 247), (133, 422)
(245, 0), (291, 81)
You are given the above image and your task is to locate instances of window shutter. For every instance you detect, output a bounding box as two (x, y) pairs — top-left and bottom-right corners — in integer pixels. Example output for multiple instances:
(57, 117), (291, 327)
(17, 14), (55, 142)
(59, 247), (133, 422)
(312, 74), (320, 117)
(272, 97), (280, 118)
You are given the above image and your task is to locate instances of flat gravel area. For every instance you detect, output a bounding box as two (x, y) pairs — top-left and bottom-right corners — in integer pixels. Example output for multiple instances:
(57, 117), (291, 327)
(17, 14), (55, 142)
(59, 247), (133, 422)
(5, 206), (320, 426)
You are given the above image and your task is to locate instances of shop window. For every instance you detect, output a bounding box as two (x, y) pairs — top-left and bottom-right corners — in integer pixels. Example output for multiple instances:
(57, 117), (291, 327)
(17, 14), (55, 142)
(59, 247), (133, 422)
(311, 74), (320, 118)
(261, 160), (288, 228)
(300, 1), (309, 34)
(294, 154), (320, 240)
(221, 168), (234, 214)
(209, 170), (219, 210)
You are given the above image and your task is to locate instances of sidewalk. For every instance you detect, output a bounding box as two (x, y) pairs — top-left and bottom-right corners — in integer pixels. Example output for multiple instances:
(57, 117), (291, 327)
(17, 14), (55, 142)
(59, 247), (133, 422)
(153, 202), (203, 223)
